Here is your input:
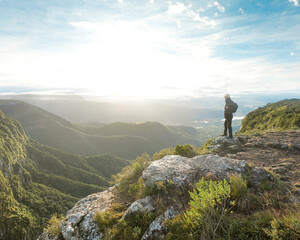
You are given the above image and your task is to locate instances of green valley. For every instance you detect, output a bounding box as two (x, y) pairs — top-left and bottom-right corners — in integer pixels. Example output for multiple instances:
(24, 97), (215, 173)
(0, 111), (129, 239)
(0, 100), (201, 159)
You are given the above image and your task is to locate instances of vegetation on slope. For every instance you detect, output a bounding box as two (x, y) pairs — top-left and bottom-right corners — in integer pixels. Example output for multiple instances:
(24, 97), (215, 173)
(0, 100), (201, 159)
(0, 112), (130, 239)
(239, 99), (300, 134)
(92, 149), (300, 240)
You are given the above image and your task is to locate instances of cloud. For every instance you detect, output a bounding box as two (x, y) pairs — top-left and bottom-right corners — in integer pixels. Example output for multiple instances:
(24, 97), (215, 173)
(213, 1), (225, 13)
(167, 2), (216, 27)
(167, 2), (189, 14)
(289, 0), (299, 7)
(187, 10), (216, 27)
(150, 0), (154, 4)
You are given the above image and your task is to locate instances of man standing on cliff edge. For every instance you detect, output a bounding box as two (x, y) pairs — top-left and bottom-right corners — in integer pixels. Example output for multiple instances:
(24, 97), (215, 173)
(222, 94), (238, 139)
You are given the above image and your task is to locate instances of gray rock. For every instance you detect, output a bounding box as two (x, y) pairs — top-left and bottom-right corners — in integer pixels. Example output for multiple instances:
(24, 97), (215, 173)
(38, 189), (114, 240)
(142, 155), (249, 191)
(141, 207), (179, 240)
(212, 136), (240, 146)
(122, 196), (155, 220)
(248, 167), (274, 187)
(207, 144), (221, 150)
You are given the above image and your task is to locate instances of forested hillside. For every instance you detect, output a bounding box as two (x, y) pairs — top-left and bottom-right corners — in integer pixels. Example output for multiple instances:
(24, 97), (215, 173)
(239, 99), (300, 134)
(0, 100), (200, 159)
(0, 111), (129, 239)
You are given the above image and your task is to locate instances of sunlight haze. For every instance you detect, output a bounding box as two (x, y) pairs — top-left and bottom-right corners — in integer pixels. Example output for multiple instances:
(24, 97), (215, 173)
(0, 0), (299, 99)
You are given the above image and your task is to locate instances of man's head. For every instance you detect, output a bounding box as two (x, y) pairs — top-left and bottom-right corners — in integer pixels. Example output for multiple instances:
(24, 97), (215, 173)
(224, 93), (230, 99)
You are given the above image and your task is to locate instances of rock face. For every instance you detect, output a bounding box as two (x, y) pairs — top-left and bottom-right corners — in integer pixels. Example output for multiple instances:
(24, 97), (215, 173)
(38, 189), (114, 240)
(142, 207), (179, 240)
(122, 196), (155, 220)
(142, 154), (249, 190)
(38, 153), (276, 240)
(61, 189), (114, 240)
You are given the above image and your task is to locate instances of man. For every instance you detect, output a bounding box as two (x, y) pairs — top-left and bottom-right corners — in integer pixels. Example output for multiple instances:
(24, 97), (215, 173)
(222, 94), (235, 139)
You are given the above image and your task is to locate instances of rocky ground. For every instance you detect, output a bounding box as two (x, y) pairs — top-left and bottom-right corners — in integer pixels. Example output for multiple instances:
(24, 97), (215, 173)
(210, 130), (300, 194)
(38, 131), (300, 240)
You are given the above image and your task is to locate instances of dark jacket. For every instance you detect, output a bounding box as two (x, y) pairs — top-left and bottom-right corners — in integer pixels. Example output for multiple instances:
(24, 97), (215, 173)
(224, 98), (234, 118)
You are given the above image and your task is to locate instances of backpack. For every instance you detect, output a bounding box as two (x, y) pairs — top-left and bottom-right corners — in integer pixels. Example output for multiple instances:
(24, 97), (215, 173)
(230, 102), (238, 113)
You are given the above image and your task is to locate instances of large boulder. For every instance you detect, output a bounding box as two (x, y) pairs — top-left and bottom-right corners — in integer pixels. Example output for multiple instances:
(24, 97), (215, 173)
(38, 188), (114, 240)
(142, 154), (249, 190)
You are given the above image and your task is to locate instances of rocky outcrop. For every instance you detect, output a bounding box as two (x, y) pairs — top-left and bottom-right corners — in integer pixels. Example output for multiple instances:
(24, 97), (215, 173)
(39, 188), (114, 240)
(142, 154), (249, 190)
(38, 153), (276, 240)
(122, 196), (155, 220)
(142, 207), (179, 240)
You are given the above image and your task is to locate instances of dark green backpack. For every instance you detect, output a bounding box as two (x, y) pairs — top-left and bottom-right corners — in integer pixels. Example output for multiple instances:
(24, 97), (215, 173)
(230, 102), (238, 113)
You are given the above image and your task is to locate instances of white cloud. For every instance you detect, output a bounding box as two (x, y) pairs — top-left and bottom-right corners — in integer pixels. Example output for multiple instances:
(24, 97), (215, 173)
(176, 20), (182, 28)
(167, 2), (189, 14)
(118, 0), (123, 4)
(238, 8), (244, 14)
(290, 52), (295, 56)
(187, 10), (216, 27)
(166, 2), (216, 27)
(289, 0), (299, 7)
(213, 1), (225, 13)
(150, 0), (154, 4)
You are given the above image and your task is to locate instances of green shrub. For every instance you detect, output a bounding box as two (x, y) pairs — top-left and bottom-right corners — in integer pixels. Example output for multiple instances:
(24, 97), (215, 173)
(110, 212), (156, 240)
(153, 147), (174, 160)
(174, 144), (198, 158)
(229, 175), (254, 212)
(183, 178), (234, 239)
(163, 215), (193, 240)
(112, 153), (152, 200)
(195, 138), (214, 155)
(263, 207), (300, 240)
(44, 214), (64, 238)
(227, 211), (274, 239)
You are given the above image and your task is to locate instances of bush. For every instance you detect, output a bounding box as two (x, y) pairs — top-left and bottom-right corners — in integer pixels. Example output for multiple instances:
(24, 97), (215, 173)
(44, 214), (64, 238)
(163, 215), (193, 240)
(153, 147), (174, 160)
(110, 212), (156, 240)
(183, 178), (234, 239)
(263, 207), (300, 240)
(94, 203), (125, 233)
(112, 153), (152, 200)
(229, 175), (253, 212)
(174, 144), (198, 158)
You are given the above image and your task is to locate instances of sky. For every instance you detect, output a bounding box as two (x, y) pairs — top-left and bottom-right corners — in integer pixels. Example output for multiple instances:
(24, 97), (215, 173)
(0, 0), (299, 100)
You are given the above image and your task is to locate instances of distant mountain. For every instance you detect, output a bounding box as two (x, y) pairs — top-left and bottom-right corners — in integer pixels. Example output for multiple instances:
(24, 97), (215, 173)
(0, 94), (222, 124)
(0, 111), (129, 239)
(239, 99), (300, 134)
(0, 100), (201, 159)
